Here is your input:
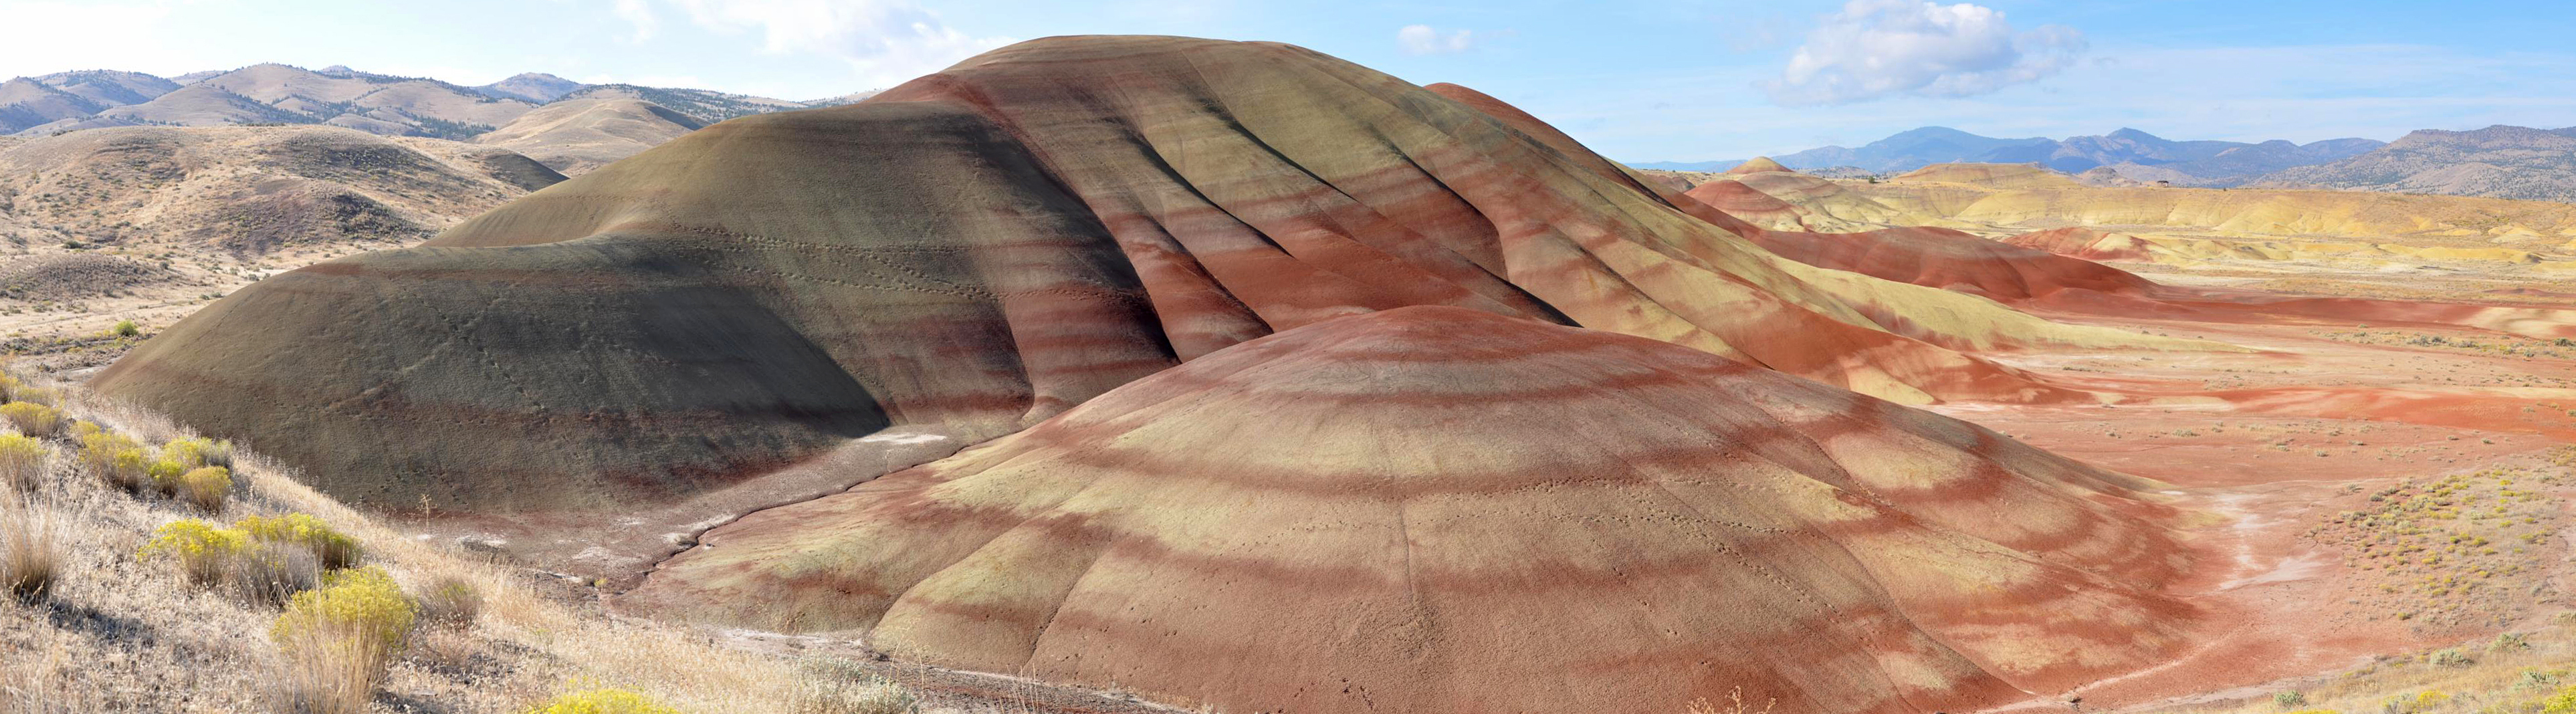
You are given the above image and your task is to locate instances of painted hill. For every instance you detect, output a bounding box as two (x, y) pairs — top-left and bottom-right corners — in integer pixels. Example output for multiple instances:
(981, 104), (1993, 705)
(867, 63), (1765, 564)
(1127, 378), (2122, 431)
(476, 97), (706, 174)
(94, 35), (2191, 521)
(2256, 125), (2576, 202)
(1854, 162), (2576, 244)
(627, 306), (2197, 714)
(1724, 154), (1790, 174)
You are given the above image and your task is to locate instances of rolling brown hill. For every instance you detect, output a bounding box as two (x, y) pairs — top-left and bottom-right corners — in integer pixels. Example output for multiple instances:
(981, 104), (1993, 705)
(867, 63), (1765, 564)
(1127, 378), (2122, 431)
(628, 306), (2197, 714)
(0, 77), (110, 133)
(0, 124), (561, 253)
(477, 98), (706, 174)
(95, 35), (2203, 519)
(0, 125), (564, 344)
(91, 64), (538, 139)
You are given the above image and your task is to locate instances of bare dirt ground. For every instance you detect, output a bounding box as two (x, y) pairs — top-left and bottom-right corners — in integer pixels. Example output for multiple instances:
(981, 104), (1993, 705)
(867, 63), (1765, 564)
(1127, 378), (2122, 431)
(1926, 271), (2576, 711)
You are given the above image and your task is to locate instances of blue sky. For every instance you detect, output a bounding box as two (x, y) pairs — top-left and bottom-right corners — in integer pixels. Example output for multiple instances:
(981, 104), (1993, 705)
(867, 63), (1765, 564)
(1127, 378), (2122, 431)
(5, 0), (2574, 162)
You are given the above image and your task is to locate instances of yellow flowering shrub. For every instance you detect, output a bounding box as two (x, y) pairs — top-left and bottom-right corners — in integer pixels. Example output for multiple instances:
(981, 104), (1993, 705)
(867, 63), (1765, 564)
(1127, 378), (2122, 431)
(179, 467), (231, 512)
(137, 519), (249, 584)
(78, 429), (148, 491)
(146, 459), (186, 495)
(237, 513), (363, 570)
(0, 402), (60, 438)
(521, 689), (682, 714)
(274, 566), (418, 712)
(0, 433), (45, 493)
(2545, 685), (2576, 714)
(161, 437), (219, 469)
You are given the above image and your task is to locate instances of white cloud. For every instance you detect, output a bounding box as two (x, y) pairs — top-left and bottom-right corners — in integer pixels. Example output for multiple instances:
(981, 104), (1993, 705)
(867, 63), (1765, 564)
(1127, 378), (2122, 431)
(1762, 0), (2084, 106)
(1397, 25), (1475, 55)
(611, 0), (659, 43)
(654, 0), (1012, 89)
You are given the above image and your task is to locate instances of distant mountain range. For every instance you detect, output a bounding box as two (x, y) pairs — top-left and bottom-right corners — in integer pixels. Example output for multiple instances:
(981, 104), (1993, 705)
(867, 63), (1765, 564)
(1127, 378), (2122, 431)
(0, 64), (865, 140)
(1634, 126), (2387, 184)
(2256, 124), (2576, 203)
(1642, 124), (2576, 203)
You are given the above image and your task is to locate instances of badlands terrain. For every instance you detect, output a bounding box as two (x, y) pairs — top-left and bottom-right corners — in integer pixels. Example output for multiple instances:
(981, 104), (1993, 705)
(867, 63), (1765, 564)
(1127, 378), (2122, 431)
(6, 33), (2576, 714)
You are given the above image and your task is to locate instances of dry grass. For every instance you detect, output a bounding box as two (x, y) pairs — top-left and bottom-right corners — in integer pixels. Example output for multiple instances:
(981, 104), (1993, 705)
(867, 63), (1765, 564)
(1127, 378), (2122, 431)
(791, 659), (922, 714)
(0, 496), (55, 604)
(2150, 624), (2576, 714)
(0, 370), (930, 713)
(416, 575), (481, 630)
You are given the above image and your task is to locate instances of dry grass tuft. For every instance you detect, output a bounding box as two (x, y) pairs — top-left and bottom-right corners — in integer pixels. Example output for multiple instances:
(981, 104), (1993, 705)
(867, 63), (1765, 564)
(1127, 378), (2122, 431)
(791, 658), (921, 714)
(272, 566), (417, 714)
(415, 574), (481, 629)
(1, 495), (56, 603)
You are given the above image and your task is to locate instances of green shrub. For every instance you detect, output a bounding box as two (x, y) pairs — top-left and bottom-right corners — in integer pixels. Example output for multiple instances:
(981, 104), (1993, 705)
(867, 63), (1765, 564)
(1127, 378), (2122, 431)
(273, 566), (417, 713)
(2431, 648), (2472, 667)
(521, 689), (683, 714)
(179, 466), (232, 512)
(237, 513), (363, 570)
(0, 433), (45, 494)
(2276, 691), (2309, 709)
(110, 320), (140, 338)
(0, 402), (61, 438)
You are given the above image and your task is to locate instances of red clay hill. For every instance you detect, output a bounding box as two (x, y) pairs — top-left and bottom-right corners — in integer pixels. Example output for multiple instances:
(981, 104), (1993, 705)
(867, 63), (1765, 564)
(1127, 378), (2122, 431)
(624, 306), (2198, 714)
(92, 36), (2187, 513)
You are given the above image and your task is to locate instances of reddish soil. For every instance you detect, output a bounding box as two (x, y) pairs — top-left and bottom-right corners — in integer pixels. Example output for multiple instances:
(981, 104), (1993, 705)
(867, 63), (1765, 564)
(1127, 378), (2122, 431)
(1928, 309), (2576, 711)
